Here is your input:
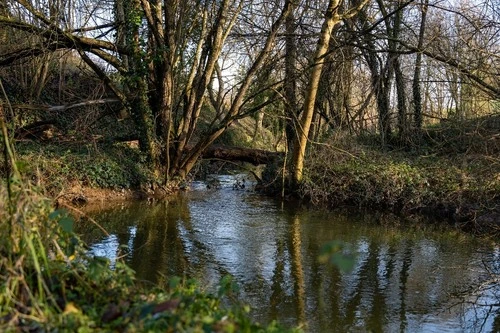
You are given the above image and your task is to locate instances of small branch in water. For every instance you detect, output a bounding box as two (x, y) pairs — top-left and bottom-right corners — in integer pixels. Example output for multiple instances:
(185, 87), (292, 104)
(57, 201), (110, 237)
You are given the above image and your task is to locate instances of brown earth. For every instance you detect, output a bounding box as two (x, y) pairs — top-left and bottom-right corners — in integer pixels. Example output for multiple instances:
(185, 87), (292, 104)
(54, 181), (175, 207)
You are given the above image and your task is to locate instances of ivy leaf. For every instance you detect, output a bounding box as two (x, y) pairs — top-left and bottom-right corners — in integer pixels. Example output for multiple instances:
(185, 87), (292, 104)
(49, 209), (64, 220)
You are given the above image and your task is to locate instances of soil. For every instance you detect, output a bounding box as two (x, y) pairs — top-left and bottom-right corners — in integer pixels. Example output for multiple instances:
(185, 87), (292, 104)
(54, 181), (174, 206)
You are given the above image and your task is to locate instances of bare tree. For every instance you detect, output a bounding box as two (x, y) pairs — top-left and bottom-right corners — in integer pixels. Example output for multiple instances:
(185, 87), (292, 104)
(412, 0), (429, 130)
(0, 0), (295, 182)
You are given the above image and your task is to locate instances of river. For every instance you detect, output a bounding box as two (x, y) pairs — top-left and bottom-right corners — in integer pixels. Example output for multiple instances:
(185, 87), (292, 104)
(76, 174), (500, 332)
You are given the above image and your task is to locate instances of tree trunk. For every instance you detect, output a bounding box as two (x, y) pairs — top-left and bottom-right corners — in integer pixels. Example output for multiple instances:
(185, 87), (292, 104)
(413, 0), (428, 130)
(291, 0), (341, 185)
(284, 1), (298, 150)
(375, 78), (392, 145)
(395, 57), (408, 139)
(291, 0), (369, 185)
(170, 0), (236, 177)
(126, 0), (159, 167)
(390, 3), (408, 140)
(253, 110), (264, 142)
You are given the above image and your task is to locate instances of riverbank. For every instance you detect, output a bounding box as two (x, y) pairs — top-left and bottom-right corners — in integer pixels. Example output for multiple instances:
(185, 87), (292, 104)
(11, 140), (171, 204)
(10, 114), (500, 236)
(295, 119), (500, 235)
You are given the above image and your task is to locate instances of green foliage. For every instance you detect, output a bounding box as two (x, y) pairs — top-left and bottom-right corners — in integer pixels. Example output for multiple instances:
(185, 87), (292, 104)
(319, 241), (356, 273)
(204, 115), (277, 150)
(10, 141), (154, 194)
(52, 210), (74, 233)
(81, 158), (131, 189)
(216, 127), (254, 148)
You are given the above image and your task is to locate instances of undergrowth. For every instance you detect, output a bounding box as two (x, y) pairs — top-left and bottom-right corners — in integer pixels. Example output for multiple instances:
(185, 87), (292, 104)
(297, 122), (500, 234)
(13, 141), (155, 195)
(302, 146), (498, 211)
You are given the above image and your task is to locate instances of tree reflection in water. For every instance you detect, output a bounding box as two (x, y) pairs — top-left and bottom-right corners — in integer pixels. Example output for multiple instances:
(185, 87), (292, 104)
(77, 175), (500, 332)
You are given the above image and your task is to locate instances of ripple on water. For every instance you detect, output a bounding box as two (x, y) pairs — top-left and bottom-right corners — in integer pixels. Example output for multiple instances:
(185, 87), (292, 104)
(78, 174), (500, 333)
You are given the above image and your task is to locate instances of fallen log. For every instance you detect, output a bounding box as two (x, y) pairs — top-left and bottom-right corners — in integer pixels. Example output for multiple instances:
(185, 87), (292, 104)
(200, 145), (284, 165)
(13, 124), (283, 166)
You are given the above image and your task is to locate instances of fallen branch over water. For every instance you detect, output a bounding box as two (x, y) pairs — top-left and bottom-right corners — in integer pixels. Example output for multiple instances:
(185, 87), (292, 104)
(199, 144), (284, 165)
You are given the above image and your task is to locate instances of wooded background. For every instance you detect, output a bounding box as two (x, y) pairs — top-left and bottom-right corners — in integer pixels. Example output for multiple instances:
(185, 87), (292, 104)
(0, 0), (498, 184)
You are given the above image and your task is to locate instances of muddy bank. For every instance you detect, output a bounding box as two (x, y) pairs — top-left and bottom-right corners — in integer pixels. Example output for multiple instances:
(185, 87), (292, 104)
(54, 181), (178, 207)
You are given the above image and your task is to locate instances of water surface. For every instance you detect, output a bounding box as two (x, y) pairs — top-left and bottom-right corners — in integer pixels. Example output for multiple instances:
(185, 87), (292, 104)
(76, 175), (500, 332)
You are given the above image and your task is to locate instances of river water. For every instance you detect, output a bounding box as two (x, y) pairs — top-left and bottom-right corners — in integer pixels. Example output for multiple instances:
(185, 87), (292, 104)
(76, 175), (500, 332)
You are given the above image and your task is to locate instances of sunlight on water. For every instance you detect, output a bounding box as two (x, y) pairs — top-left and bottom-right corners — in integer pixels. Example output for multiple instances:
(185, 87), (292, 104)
(76, 174), (500, 332)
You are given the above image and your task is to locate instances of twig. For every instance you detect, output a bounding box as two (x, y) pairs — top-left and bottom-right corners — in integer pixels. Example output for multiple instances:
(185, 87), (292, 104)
(58, 202), (110, 237)
(201, 158), (263, 183)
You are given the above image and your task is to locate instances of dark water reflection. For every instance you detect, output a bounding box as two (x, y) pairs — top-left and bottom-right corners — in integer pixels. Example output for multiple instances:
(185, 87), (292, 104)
(76, 175), (500, 332)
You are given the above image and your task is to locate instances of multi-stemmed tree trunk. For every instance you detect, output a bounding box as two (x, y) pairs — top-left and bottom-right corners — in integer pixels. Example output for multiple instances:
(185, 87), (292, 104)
(384, 0), (409, 141)
(173, 0), (293, 179)
(354, 1), (392, 146)
(127, 0), (294, 181)
(352, 0), (416, 145)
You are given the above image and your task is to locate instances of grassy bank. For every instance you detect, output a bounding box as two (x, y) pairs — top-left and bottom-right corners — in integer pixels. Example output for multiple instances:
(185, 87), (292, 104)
(297, 117), (500, 234)
(11, 140), (159, 204)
